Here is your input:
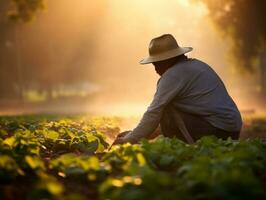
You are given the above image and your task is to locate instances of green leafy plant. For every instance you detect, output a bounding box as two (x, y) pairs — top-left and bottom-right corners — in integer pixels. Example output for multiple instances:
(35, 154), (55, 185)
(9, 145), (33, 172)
(0, 115), (265, 200)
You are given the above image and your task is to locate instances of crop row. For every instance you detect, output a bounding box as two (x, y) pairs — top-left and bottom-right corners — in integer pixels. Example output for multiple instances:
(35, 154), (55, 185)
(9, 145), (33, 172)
(0, 116), (266, 200)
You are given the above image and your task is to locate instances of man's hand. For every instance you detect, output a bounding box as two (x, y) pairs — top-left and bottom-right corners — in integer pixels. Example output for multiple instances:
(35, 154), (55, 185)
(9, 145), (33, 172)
(112, 137), (125, 145)
(111, 130), (132, 146)
(116, 130), (131, 138)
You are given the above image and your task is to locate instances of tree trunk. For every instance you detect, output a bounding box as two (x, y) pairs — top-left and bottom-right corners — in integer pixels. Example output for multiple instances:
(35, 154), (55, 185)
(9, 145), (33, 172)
(15, 26), (24, 102)
(260, 53), (266, 98)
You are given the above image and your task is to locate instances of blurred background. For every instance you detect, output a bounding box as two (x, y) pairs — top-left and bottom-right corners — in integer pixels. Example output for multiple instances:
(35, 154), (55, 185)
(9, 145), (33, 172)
(0, 0), (265, 117)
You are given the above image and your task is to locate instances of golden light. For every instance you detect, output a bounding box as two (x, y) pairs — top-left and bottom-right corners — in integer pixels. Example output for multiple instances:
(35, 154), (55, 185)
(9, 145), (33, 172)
(84, 0), (212, 117)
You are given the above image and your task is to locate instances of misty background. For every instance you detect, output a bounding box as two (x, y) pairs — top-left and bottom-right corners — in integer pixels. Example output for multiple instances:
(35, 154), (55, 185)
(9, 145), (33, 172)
(0, 0), (265, 116)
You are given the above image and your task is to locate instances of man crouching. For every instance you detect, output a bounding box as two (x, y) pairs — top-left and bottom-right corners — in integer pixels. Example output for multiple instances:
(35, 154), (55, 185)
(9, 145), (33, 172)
(114, 34), (242, 145)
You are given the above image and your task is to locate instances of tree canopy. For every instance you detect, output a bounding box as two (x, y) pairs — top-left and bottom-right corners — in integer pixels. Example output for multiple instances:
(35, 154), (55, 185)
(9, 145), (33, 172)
(200, 0), (266, 71)
(10, 0), (266, 72)
(8, 0), (44, 22)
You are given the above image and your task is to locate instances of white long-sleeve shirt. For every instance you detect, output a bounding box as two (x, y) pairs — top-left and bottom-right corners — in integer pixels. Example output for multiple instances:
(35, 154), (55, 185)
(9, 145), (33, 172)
(123, 58), (242, 143)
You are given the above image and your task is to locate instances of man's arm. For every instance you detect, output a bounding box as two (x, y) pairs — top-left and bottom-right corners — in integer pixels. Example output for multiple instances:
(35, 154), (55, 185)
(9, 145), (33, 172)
(121, 72), (185, 143)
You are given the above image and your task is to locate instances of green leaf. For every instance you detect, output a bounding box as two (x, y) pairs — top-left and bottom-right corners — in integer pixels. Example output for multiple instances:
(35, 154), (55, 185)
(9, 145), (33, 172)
(0, 155), (17, 169)
(3, 136), (16, 148)
(78, 141), (98, 153)
(86, 134), (98, 143)
(46, 181), (63, 195)
(44, 130), (59, 140)
(136, 153), (146, 166)
(159, 155), (175, 168)
(25, 156), (45, 170)
(0, 129), (8, 137)
(65, 167), (86, 176)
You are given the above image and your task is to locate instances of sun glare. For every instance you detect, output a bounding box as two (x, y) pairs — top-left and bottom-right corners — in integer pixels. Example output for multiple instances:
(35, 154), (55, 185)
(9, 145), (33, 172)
(177, 0), (190, 6)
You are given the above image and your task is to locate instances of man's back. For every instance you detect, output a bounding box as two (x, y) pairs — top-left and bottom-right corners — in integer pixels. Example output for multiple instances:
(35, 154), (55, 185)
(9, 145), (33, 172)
(163, 58), (242, 132)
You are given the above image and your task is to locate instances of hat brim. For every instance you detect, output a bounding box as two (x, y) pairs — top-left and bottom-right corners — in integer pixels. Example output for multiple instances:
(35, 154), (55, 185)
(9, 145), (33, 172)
(139, 47), (193, 65)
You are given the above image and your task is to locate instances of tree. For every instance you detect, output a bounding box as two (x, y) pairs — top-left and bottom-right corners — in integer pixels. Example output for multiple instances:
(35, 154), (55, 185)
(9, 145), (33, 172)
(200, 0), (266, 97)
(8, 0), (44, 22)
(0, 0), (44, 100)
(0, 0), (107, 102)
(0, 0), (21, 100)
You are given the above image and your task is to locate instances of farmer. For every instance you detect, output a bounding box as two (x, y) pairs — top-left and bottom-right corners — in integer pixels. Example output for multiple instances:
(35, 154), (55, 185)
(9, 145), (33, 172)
(114, 34), (242, 144)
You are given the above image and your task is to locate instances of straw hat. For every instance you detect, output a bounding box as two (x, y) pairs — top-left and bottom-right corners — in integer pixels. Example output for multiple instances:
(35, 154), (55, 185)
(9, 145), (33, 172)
(140, 34), (192, 64)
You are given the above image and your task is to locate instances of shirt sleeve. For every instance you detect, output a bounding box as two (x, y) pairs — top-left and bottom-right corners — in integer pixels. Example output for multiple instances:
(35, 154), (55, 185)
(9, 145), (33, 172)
(122, 71), (185, 143)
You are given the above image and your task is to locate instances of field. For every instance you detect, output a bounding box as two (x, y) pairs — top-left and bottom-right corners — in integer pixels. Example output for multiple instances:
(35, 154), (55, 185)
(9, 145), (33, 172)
(0, 115), (266, 200)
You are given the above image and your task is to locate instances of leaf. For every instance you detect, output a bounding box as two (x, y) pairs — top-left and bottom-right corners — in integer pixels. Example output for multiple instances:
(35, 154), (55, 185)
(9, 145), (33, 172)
(25, 156), (45, 170)
(0, 155), (17, 169)
(0, 129), (8, 137)
(65, 167), (86, 176)
(96, 142), (105, 153)
(44, 130), (59, 140)
(86, 134), (98, 143)
(3, 136), (16, 148)
(46, 181), (64, 195)
(66, 130), (76, 139)
(71, 140), (98, 153)
(136, 153), (146, 166)
(159, 155), (175, 168)
(86, 156), (100, 170)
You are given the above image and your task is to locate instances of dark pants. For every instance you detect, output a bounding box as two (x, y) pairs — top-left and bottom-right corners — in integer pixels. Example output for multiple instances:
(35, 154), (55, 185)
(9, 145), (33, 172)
(160, 104), (240, 142)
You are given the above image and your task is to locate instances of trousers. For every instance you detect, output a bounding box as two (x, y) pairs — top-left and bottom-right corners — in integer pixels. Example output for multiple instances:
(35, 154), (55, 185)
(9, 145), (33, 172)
(160, 104), (240, 142)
